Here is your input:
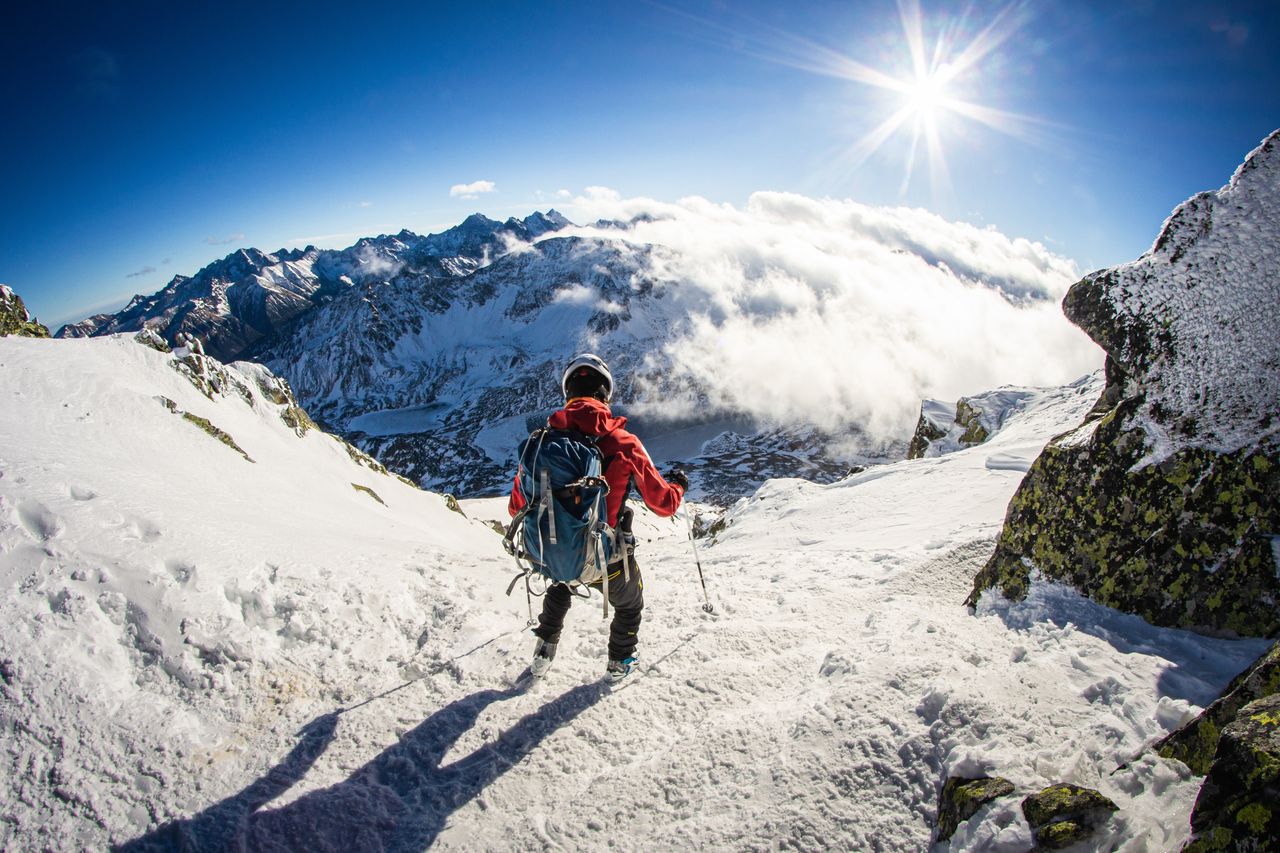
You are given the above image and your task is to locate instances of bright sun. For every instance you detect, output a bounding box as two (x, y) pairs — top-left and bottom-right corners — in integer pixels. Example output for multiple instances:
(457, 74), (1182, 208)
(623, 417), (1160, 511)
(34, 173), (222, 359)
(767, 0), (1035, 196)
(905, 73), (948, 119)
(711, 0), (1036, 196)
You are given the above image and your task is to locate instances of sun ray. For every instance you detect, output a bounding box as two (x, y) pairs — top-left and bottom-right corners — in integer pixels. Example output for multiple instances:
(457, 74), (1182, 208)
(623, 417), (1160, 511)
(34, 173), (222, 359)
(943, 1), (1030, 80)
(898, 0), (930, 81)
(650, 0), (1046, 197)
(924, 116), (952, 197)
(838, 104), (917, 173)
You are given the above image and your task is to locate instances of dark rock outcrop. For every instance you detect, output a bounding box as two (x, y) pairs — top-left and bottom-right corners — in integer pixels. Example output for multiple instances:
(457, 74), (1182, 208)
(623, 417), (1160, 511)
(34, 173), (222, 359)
(1157, 642), (1280, 775)
(935, 775), (1014, 842)
(1021, 784), (1118, 850)
(1185, 693), (1280, 851)
(0, 286), (50, 338)
(906, 402), (950, 459)
(967, 130), (1280, 637)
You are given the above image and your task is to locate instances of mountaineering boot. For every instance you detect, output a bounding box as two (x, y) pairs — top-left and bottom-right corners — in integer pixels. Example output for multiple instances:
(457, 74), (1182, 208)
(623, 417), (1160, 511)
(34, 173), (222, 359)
(606, 656), (638, 684)
(531, 638), (557, 677)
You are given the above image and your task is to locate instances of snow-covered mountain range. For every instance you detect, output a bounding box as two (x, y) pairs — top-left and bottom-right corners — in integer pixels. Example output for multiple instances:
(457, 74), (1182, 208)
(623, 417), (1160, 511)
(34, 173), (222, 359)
(58, 191), (1104, 505)
(56, 211), (571, 364)
(57, 210), (909, 501)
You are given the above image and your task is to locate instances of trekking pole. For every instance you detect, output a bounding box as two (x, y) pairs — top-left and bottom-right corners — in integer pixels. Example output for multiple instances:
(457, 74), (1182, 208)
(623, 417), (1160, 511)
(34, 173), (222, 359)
(684, 508), (715, 614)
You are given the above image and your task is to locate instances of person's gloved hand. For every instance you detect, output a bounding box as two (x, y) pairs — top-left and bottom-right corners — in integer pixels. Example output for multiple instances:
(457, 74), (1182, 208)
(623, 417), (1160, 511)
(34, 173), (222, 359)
(667, 469), (690, 492)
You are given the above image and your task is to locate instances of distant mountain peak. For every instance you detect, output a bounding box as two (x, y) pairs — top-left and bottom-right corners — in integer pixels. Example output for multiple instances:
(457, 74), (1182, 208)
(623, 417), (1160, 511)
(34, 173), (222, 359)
(53, 209), (577, 362)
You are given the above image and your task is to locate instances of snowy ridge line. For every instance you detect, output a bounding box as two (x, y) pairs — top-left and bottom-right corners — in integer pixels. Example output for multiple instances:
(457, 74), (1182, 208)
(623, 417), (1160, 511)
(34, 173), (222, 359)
(1071, 130), (1280, 463)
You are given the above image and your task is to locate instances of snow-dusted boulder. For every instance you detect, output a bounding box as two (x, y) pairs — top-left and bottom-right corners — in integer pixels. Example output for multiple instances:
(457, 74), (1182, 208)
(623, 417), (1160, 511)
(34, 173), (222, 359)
(0, 285), (50, 338)
(906, 399), (951, 458)
(906, 388), (1039, 459)
(968, 130), (1280, 637)
(1157, 641), (1280, 774)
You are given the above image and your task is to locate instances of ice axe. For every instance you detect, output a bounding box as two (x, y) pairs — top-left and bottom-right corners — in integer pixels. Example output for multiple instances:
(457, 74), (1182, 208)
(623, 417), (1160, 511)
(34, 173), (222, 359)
(684, 508), (716, 615)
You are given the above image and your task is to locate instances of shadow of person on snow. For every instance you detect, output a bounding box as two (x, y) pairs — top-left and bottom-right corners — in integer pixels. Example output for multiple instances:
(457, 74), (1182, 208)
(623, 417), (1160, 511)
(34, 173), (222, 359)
(118, 679), (609, 852)
(116, 709), (341, 852)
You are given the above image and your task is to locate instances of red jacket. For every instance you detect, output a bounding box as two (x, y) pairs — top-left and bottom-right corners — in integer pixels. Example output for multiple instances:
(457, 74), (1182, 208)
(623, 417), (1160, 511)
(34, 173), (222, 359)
(508, 397), (684, 526)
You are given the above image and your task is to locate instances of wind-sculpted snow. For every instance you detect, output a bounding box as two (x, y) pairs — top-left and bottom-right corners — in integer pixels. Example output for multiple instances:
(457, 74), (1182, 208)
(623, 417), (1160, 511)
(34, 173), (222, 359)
(1064, 129), (1280, 462)
(0, 338), (1266, 849)
(0, 334), (497, 849)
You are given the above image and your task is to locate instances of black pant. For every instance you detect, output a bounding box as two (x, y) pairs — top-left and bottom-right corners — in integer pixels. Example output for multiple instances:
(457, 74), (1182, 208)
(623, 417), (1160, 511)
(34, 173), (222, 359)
(533, 557), (644, 661)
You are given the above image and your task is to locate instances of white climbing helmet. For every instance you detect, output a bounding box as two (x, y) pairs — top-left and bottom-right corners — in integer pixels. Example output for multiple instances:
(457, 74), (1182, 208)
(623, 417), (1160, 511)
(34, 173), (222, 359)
(561, 353), (614, 402)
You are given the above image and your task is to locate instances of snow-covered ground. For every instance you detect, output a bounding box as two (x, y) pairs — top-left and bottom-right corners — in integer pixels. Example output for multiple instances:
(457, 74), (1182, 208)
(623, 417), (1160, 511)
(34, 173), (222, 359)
(0, 335), (1267, 851)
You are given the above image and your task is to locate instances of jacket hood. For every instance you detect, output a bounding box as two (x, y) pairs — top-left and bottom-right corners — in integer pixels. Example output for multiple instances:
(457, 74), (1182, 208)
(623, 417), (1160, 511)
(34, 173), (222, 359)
(549, 397), (627, 436)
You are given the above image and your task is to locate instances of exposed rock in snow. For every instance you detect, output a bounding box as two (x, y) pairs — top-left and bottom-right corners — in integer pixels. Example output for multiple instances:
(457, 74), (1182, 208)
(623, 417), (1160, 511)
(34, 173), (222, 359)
(0, 285), (50, 338)
(1184, 692), (1280, 851)
(1020, 783), (1119, 849)
(969, 130), (1280, 638)
(907, 386), (1043, 460)
(1156, 641), (1280, 774)
(935, 775), (1014, 842)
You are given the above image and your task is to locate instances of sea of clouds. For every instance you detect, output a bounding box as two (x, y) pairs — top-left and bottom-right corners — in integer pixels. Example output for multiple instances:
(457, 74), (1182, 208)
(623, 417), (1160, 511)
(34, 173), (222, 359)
(560, 188), (1103, 441)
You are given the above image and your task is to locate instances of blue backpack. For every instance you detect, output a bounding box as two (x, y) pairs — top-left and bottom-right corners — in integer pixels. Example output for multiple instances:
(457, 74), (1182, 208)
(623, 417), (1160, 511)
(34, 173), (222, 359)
(503, 428), (617, 598)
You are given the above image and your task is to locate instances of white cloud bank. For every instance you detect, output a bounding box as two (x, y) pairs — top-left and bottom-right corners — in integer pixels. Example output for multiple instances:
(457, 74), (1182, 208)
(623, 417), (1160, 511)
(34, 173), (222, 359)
(562, 190), (1104, 440)
(450, 180), (496, 199)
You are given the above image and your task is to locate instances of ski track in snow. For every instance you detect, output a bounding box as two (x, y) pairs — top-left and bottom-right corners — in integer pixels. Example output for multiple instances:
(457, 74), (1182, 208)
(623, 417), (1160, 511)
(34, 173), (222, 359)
(0, 338), (1269, 852)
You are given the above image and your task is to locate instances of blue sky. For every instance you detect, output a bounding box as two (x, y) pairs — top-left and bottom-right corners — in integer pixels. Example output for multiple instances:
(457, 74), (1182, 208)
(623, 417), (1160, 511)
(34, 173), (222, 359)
(3, 0), (1277, 328)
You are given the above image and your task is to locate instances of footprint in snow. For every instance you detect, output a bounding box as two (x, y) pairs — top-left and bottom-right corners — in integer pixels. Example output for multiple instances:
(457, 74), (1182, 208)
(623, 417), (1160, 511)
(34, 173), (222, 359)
(17, 499), (64, 541)
(119, 516), (162, 543)
(68, 484), (97, 501)
(164, 558), (197, 586)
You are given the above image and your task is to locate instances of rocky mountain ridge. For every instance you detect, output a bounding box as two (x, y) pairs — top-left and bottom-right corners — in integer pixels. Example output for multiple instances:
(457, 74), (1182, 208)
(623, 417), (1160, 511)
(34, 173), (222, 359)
(254, 232), (897, 499)
(55, 211), (572, 363)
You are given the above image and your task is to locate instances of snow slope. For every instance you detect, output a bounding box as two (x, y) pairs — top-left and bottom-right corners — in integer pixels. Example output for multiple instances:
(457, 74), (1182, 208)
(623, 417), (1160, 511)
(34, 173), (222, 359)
(0, 335), (503, 849)
(1, 338), (1266, 850)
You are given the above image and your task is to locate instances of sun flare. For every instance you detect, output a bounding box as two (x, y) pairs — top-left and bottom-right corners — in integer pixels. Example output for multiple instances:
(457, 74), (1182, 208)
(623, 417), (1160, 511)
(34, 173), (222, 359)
(742, 0), (1037, 196)
(905, 73), (949, 119)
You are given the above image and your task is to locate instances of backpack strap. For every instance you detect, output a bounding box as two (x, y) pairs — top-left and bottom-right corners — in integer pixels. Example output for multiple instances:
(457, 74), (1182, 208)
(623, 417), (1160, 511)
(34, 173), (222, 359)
(538, 467), (556, 545)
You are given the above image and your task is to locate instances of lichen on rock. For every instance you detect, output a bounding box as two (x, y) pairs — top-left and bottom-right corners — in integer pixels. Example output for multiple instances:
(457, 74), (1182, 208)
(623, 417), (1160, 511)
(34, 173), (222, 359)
(351, 483), (386, 505)
(179, 413), (254, 463)
(967, 130), (1280, 638)
(0, 286), (51, 338)
(132, 328), (171, 353)
(955, 398), (990, 446)
(935, 775), (1015, 842)
(1158, 642), (1280, 775)
(1020, 783), (1118, 850)
(1185, 692), (1280, 851)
